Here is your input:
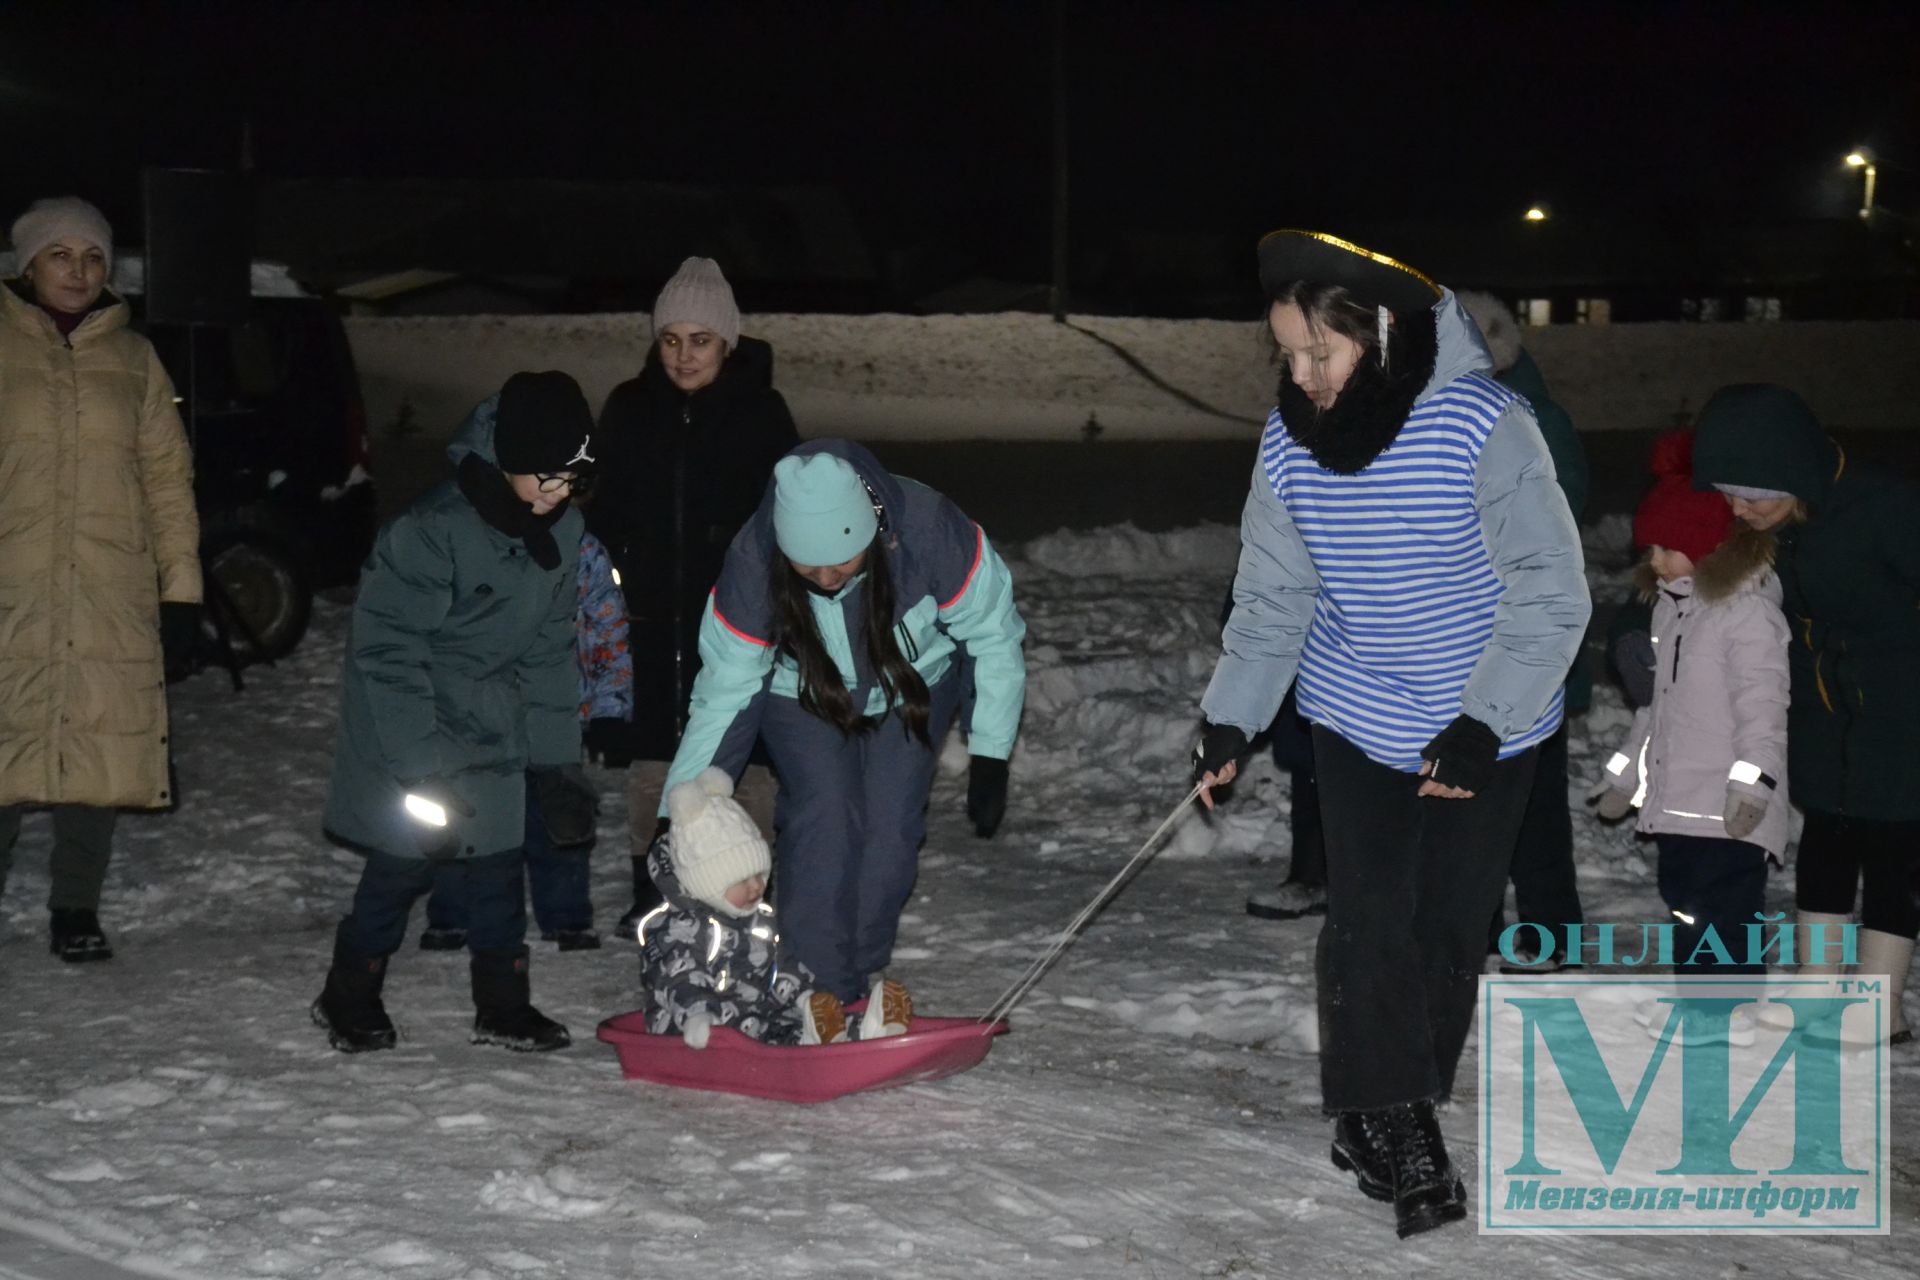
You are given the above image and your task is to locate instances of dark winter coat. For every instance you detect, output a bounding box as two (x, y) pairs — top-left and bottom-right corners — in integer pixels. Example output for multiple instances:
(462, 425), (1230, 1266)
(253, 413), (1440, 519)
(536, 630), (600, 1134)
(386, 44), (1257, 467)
(638, 835), (815, 1045)
(1496, 348), (1592, 712)
(323, 397), (584, 859)
(1691, 386), (1920, 820)
(1498, 350), (1588, 524)
(586, 337), (799, 759)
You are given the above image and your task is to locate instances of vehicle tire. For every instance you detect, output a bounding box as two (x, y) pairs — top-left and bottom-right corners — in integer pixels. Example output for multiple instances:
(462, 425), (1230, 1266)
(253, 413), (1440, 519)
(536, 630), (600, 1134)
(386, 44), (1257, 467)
(202, 530), (312, 663)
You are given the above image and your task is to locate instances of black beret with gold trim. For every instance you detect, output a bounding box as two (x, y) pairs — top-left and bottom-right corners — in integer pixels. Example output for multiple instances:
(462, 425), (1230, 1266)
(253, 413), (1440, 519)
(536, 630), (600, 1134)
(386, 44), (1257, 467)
(1257, 230), (1442, 313)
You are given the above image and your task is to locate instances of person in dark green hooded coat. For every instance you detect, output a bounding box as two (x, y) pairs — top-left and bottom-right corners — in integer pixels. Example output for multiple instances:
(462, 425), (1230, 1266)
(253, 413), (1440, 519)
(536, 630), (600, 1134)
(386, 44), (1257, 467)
(1457, 293), (1590, 963)
(313, 371), (601, 1054)
(1691, 383), (1920, 1047)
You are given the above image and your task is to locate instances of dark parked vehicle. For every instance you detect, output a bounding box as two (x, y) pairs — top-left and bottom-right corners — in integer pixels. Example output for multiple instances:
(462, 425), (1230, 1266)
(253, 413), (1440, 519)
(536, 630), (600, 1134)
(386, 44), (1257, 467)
(136, 294), (377, 668)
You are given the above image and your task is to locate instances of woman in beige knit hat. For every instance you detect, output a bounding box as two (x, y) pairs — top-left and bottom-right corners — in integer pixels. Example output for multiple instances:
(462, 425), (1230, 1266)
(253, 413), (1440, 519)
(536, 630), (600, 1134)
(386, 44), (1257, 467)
(0, 197), (203, 962)
(585, 257), (799, 935)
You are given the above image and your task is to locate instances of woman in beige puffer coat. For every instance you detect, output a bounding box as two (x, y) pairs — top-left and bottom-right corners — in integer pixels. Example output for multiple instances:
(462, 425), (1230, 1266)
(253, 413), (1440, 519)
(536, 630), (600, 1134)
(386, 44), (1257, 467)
(0, 197), (201, 962)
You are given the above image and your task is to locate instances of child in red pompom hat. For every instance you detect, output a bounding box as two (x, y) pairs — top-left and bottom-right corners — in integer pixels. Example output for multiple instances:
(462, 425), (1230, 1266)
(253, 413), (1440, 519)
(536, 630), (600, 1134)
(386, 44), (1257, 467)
(1592, 429), (1792, 1044)
(1631, 430), (1735, 567)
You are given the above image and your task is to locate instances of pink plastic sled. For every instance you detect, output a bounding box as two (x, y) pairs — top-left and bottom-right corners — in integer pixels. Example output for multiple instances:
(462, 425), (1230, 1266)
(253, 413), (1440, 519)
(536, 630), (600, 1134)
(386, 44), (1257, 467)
(597, 1008), (1009, 1104)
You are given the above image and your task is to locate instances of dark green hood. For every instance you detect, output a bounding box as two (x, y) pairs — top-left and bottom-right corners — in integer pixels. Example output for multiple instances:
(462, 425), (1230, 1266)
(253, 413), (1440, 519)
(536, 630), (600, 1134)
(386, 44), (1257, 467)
(1690, 384), (1838, 507)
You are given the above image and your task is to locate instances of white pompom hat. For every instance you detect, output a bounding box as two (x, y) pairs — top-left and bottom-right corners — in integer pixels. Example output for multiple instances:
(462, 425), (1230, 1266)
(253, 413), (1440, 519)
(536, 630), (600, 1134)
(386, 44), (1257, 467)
(666, 768), (770, 917)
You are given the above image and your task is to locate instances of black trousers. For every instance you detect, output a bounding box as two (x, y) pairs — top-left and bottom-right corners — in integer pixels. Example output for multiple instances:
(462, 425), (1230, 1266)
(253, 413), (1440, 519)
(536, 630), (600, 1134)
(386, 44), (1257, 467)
(1269, 688), (1325, 886)
(1313, 726), (1538, 1112)
(1487, 722), (1585, 948)
(1795, 810), (1920, 940)
(0, 804), (118, 910)
(1654, 833), (1768, 977)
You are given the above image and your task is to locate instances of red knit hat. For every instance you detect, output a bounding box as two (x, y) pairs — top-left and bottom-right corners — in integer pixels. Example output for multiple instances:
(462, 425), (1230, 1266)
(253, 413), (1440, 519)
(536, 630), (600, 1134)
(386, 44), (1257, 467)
(1633, 430), (1733, 563)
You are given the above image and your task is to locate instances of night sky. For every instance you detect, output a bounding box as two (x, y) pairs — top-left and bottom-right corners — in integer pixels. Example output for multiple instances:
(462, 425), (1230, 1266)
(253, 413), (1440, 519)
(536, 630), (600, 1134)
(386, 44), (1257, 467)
(2, 1), (1914, 285)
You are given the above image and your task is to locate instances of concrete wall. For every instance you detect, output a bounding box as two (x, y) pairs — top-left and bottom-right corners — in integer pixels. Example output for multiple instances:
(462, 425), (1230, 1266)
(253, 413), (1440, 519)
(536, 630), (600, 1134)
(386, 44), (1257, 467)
(344, 311), (1920, 445)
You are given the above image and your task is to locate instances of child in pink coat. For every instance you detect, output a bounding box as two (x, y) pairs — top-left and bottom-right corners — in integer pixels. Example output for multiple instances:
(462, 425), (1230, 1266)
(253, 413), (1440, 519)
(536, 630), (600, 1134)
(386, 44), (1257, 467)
(1594, 432), (1791, 1033)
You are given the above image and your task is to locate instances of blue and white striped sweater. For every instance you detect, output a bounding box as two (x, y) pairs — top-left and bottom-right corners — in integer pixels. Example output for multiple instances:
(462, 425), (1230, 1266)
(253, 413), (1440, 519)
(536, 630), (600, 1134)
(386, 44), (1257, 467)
(1268, 372), (1564, 769)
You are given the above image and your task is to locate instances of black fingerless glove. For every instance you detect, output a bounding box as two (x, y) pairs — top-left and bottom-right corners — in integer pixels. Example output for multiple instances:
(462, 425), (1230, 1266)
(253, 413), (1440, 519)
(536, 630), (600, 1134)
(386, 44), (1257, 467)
(532, 764), (599, 847)
(966, 757), (1009, 838)
(1191, 722), (1251, 785)
(1420, 715), (1501, 795)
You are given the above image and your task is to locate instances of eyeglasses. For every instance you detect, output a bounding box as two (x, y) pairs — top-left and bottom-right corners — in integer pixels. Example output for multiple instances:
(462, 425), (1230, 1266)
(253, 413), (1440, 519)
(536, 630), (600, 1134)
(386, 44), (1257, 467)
(534, 472), (591, 496)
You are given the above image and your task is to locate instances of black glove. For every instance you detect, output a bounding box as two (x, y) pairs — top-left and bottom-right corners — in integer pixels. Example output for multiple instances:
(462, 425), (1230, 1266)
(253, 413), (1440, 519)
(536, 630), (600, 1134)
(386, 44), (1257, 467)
(966, 756), (1009, 838)
(161, 601), (203, 675)
(532, 764), (599, 848)
(1191, 722), (1250, 785)
(401, 777), (475, 858)
(1420, 715), (1501, 795)
(582, 718), (634, 768)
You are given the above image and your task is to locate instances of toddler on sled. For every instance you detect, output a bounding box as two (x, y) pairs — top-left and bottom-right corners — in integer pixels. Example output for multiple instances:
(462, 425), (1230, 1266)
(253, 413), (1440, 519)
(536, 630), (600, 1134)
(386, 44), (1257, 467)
(639, 768), (912, 1047)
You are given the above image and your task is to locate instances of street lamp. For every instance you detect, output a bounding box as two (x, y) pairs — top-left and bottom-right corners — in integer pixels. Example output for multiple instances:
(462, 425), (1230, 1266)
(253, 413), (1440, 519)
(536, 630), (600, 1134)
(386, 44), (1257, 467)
(1846, 150), (1877, 222)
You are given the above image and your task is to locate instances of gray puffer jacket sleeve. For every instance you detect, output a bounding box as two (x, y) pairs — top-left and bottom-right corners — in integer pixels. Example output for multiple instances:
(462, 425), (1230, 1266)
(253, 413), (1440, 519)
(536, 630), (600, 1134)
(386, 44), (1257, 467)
(1200, 454), (1322, 737)
(1460, 403), (1592, 738)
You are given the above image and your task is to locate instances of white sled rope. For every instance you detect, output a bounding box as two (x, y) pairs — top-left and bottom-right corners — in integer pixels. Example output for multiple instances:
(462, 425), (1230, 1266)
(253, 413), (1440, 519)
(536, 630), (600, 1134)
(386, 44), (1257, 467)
(976, 781), (1206, 1026)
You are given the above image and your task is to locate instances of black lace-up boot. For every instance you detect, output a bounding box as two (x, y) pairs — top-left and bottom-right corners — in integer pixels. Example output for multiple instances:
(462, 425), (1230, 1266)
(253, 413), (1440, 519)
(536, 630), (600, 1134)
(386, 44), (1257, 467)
(1330, 1110), (1393, 1202)
(1378, 1100), (1466, 1238)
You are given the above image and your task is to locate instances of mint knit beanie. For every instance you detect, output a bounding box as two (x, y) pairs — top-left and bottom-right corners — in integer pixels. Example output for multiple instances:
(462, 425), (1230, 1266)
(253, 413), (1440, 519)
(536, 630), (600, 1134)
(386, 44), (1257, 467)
(772, 453), (878, 567)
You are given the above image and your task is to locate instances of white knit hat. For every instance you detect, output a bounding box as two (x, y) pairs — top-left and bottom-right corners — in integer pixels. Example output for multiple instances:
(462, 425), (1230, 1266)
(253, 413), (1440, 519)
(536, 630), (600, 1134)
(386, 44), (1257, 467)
(652, 256), (740, 351)
(9, 197), (113, 274)
(666, 768), (770, 917)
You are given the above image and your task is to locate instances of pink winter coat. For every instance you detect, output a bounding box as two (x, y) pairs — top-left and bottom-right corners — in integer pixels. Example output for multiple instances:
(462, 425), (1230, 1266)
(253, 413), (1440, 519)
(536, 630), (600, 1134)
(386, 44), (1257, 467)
(1602, 528), (1792, 857)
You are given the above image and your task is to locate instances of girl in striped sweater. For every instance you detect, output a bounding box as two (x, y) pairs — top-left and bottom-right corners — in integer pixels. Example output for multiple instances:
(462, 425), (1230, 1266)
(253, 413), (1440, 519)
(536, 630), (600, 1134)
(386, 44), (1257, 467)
(1192, 232), (1589, 1238)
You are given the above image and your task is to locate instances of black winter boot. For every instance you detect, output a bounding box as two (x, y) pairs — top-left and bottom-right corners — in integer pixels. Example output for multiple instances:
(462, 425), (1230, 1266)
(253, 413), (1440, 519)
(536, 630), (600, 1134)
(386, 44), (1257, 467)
(1378, 1101), (1467, 1238)
(1329, 1111), (1393, 1203)
(418, 927), (468, 951)
(49, 908), (113, 963)
(470, 946), (571, 1051)
(311, 925), (398, 1052)
(615, 856), (664, 942)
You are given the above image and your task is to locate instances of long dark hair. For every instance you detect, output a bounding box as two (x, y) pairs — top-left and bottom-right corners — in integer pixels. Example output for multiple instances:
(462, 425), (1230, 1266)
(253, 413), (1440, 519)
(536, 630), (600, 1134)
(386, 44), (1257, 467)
(768, 535), (932, 744)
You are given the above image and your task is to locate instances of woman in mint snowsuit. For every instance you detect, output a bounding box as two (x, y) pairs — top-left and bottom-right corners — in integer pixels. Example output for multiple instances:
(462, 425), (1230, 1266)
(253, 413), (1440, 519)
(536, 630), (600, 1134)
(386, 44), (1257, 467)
(658, 439), (1026, 1003)
(1192, 232), (1588, 1238)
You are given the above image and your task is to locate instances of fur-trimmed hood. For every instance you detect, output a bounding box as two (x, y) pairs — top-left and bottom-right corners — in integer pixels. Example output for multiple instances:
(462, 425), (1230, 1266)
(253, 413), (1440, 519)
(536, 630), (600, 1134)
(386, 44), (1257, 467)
(1635, 524), (1778, 605)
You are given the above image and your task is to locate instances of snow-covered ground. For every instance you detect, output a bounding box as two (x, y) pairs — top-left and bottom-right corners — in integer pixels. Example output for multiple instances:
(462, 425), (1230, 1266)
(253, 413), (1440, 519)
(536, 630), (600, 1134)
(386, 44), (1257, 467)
(1, 518), (1913, 1279)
